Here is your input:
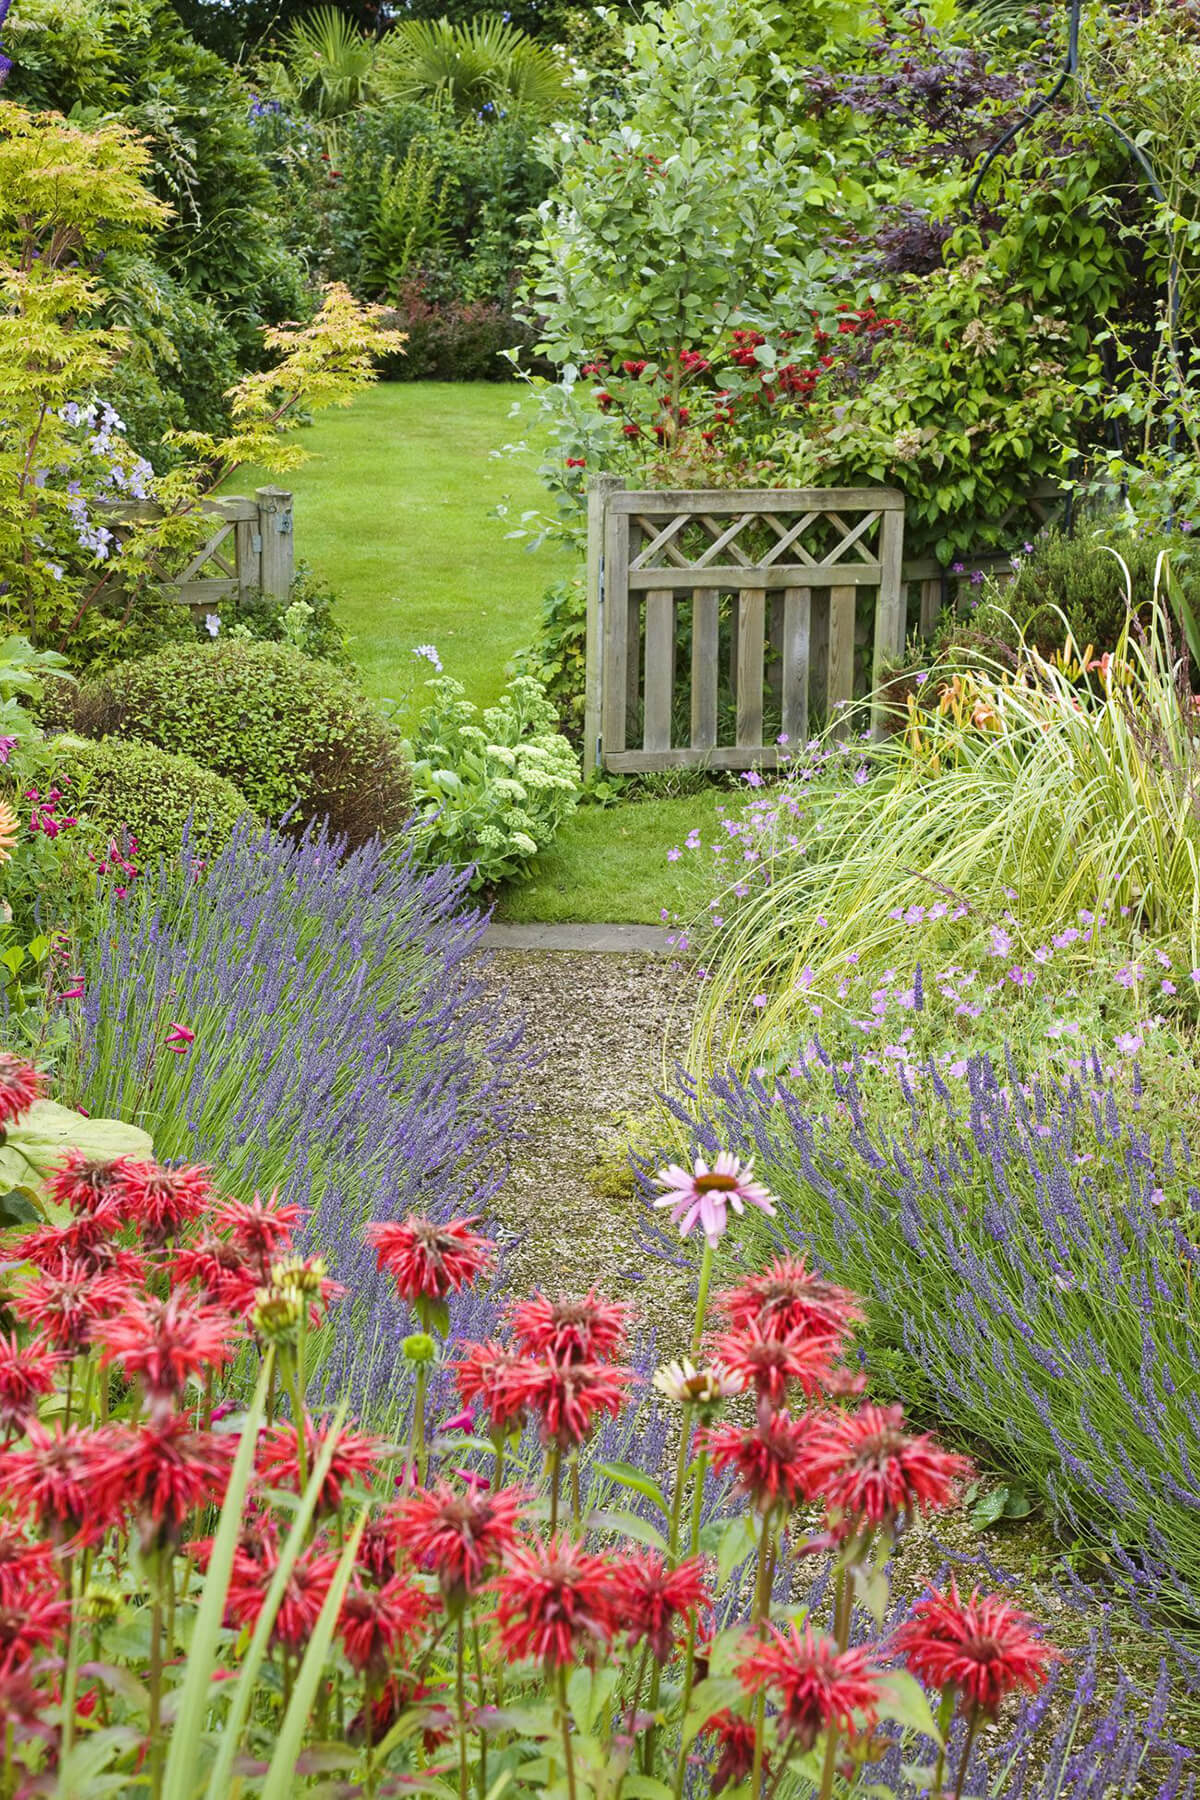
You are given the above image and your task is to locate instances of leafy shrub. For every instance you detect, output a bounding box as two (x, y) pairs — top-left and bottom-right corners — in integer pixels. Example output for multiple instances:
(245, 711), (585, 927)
(513, 575), (588, 739)
(373, 15), (573, 121)
(404, 672), (580, 887)
(359, 141), (455, 299)
(207, 563), (349, 664)
(48, 735), (251, 861)
(379, 278), (538, 380)
(53, 641), (411, 849)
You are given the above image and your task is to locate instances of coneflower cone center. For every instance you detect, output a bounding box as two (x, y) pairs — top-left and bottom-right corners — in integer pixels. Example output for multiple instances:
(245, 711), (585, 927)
(695, 1173), (740, 1193)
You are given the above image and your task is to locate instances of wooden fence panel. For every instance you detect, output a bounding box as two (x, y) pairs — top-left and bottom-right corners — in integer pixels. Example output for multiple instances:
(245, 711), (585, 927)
(589, 481), (908, 772)
(94, 489), (294, 613)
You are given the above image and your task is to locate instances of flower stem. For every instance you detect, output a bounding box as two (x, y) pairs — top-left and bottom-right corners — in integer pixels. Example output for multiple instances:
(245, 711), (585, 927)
(456, 1617), (469, 1800)
(549, 1444), (562, 1537)
(691, 1243), (714, 1357)
(556, 1663), (578, 1800)
(472, 1615), (488, 1800)
(952, 1711), (981, 1800)
(570, 1454), (582, 1537)
(666, 1403), (694, 1563)
(57, 1554), (80, 1794)
(929, 1689), (955, 1799)
(749, 1512), (775, 1800)
(410, 1360), (429, 1486)
(148, 1574), (165, 1800)
(816, 1567), (852, 1800)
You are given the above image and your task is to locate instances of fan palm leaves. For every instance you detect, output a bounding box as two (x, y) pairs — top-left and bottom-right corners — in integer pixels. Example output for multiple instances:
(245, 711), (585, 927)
(375, 15), (573, 121)
(280, 6), (379, 122)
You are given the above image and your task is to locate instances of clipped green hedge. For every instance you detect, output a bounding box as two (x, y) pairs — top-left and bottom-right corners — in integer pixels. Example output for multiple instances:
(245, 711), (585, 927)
(56, 641), (412, 848)
(50, 736), (252, 862)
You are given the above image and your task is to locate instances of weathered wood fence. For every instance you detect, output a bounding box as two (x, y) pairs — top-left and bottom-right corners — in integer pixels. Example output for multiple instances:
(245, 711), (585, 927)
(584, 479), (907, 774)
(96, 486), (294, 611)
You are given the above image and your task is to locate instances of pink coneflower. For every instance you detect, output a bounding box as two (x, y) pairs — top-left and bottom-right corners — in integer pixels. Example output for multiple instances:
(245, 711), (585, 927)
(393, 1481), (528, 1597)
(0, 1055), (43, 1128)
(713, 1256), (862, 1344)
(256, 1418), (381, 1515)
(522, 1357), (633, 1449)
(11, 1263), (133, 1354)
(705, 1321), (840, 1406)
(94, 1292), (237, 1400)
(225, 1541), (340, 1651)
(0, 1423), (124, 1541)
(111, 1159), (213, 1243)
(489, 1536), (617, 1666)
(653, 1153), (777, 1247)
(892, 1581), (1060, 1718)
(338, 1573), (431, 1680)
(454, 1340), (538, 1435)
(701, 1710), (762, 1793)
(507, 1289), (632, 1364)
(364, 1214), (495, 1303)
(737, 1621), (881, 1750)
(0, 1333), (62, 1435)
(211, 1191), (305, 1268)
(805, 1404), (970, 1528)
(699, 1410), (826, 1513)
(611, 1550), (711, 1662)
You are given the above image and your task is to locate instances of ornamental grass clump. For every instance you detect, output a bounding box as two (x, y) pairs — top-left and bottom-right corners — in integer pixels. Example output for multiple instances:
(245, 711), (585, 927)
(0, 1072), (1187, 1797)
(656, 1046), (1200, 1638)
(63, 816), (533, 1412)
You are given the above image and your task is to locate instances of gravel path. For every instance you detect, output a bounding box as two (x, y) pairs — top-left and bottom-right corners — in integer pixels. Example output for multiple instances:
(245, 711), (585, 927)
(481, 947), (696, 1331)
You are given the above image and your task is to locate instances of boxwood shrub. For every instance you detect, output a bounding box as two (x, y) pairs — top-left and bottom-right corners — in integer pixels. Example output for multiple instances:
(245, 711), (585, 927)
(54, 641), (412, 848)
(49, 736), (251, 861)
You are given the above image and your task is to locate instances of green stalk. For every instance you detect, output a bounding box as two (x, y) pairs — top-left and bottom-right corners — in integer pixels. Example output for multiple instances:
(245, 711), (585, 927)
(952, 1712), (982, 1800)
(148, 1572), (166, 1800)
(549, 1444), (562, 1537)
(409, 1360), (429, 1485)
(691, 1244), (714, 1356)
(928, 1689), (955, 1799)
(55, 1555), (80, 1796)
(555, 1663), (578, 1800)
(816, 1566), (853, 1800)
(471, 1616), (487, 1800)
(569, 1454), (583, 1537)
(456, 1618), (469, 1800)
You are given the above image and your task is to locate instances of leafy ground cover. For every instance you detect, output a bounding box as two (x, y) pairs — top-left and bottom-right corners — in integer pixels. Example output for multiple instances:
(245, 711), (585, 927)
(228, 383), (574, 722)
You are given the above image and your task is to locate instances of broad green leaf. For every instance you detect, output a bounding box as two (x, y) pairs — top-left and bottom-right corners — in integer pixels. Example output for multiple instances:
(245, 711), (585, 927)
(592, 1460), (671, 1514)
(680, 1675), (742, 1748)
(875, 1670), (943, 1746)
(0, 1100), (153, 1209)
(588, 1508), (668, 1552)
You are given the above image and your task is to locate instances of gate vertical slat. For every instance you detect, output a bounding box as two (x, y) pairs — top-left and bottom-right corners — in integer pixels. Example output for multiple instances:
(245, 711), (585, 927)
(735, 588), (766, 747)
(643, 590), (675, 751)
(871, 507), (907, 740)
(782, 586), (811, 746)
(601, 502), (630, 756)
(828, 586), (856, 737)
(919, 577), (940, 638)
(690, 589), (719, 749)
(809, 591), (829, 723)
(585, 475), (623, 776)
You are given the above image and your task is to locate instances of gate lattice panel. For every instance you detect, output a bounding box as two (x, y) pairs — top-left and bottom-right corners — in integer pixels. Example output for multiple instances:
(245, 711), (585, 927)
(584, 483), (906, 774)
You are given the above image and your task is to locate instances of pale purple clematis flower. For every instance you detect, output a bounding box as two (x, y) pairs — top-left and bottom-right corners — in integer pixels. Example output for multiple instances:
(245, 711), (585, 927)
(653, 1151), (777, 1248)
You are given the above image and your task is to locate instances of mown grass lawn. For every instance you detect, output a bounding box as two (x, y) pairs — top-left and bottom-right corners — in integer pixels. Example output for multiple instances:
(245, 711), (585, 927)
(231, 381), (573, 721)
(237, 380), (733, 924)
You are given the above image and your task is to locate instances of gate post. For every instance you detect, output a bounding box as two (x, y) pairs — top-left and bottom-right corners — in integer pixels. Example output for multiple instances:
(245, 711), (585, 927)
(871, 502), (907, 741)
(584, 474), (623, 777)
(256, 487), (294, 603)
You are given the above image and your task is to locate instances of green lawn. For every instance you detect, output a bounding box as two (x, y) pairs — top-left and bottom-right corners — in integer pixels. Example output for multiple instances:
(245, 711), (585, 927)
(232, 381), (734, 924)
(232, 382), (573, 721)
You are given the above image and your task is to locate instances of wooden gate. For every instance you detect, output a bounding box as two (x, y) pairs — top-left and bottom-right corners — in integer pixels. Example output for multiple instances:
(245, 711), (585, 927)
(96, 486), (295, 611)
(584, 480), (906, 775)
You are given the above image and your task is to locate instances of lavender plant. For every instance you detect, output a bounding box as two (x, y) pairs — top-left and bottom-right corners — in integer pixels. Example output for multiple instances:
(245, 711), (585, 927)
(61, 817), (534, 1411)
(654, 1050), (1200, 1637)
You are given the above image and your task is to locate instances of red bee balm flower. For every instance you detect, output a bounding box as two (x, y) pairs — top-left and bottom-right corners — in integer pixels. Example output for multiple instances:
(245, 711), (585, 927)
(103, 1416), (235, 1543)
(47, 1151), (125, 1221)
(892, 1581), (1060, 1718)
(95, 1292), (237, 1399)
(702, 1711), (763, 1794)
(12, 1262), (133, 1354)
(111, 1159), (213, 1242)
(705, 1321), (840, 1405)
(0, 1055), (43, 1127)
(507, 1289), (632, 1364)
(395, 1482), (528, 1597)
(338, 1573), (431, 1679)
(737, 1622), (882, 1750)
(805, 1404), (970, 1528)
(169, 1236), (259, 1313)
(490, 1536), (618, 1666)
(256, 1418), (382, 1515)
(364, 1215), (495, 1302)
(611, 1550), (711, 1662)
(455, 1340), (540, 1434)
(0, 1333), (61, 1434)
(522, 1357), (633, 1449)
(0, 1582), (71, 1677)
(226, 1540), (340, 1651)
(0, 1423), (124, 1541)
(212, 1191), (306, 1267)
(699, 1409), (826, 1512)
(714, 1256), (863, 1344)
